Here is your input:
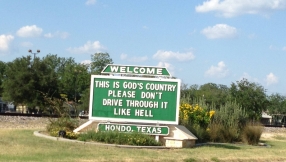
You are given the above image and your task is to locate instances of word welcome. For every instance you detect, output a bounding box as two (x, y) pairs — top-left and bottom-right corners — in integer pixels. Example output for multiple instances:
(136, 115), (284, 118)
(102, 65), (171, 76)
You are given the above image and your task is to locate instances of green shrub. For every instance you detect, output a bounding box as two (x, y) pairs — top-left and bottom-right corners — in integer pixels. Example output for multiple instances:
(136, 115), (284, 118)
(179, 101), (214, 142)
(209, 101), (247, 143)
(241, 123), (263, 145)
(46, 117), (80, 139)
(78, 130), (162, 146)
(186, 124), (209, 143)
(208, 122), (240, 143)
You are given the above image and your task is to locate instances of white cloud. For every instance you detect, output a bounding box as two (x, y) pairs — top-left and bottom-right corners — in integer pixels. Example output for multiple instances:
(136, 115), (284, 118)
(86, 0), (96, 5)
(195, 0), (286, 17)
(205, 61), (229, 78)
(16, 25), (43, 37)
(81, 60), (92, 65)
(157, 61), (175, 76)
(67, 41), (106, 54)
(0, 34), (14, 51)
(201, 24), (237, 39)
(44, 33), (53, 38)
(120, 53), (148, 62)
(265, 72), (278, 85)
(153, 50), (195, 62)
(44, 31), (69, 39)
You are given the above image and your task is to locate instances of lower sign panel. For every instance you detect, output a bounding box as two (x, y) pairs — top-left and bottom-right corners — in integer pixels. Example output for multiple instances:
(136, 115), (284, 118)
(97, 123), (169, 136)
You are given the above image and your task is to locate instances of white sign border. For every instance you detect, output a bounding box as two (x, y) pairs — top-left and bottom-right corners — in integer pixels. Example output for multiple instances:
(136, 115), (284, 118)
(89, 75), (181, 125)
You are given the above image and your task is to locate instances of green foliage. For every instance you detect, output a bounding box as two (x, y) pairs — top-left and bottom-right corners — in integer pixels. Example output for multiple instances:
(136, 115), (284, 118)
(229, 78), (268, 120)
(0, 61), (6, 96)
(41, 94), (70, 117)
(179, 101), (214, 142)
(90, 52), (113, 74)
(2, 56), (58, 109)
(267, 93), (286, 114)
(181, 83), (229, 109)
(78, 130), (162, 146)
(241, 122), (263, 145)
(46, 117), (80, 139)
(187, 124), (210, 143)
(209, 123), (240, 143)
(179, 103), (214, 128)
(2, 54), (92, 113)
(209, 101), (247, 142)
(77, 88), (90, 111)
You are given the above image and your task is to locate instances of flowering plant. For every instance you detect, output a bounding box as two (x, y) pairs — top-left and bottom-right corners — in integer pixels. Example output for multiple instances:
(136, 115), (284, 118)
(179, 103), (214, 128)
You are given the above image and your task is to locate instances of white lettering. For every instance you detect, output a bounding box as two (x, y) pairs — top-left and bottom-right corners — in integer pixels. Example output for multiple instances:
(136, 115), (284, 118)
(114, 108), (131, 116)
(102, 99), (122, 106)
(110, 66), (119, 72)
(126, 100), (158, 108)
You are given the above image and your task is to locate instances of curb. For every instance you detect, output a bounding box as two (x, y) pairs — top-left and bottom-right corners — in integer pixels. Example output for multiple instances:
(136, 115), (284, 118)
(33, 131), (169, 149)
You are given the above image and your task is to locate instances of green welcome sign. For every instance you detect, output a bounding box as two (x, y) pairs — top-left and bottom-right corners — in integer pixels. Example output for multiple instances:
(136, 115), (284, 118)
(89, 75), (180, 124)
(97, 123), (169, 136)
(101, 64), (171, 76)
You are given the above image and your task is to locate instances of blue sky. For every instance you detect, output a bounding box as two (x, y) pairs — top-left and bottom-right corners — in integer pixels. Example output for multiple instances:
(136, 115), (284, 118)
(1, 0), (286, 95)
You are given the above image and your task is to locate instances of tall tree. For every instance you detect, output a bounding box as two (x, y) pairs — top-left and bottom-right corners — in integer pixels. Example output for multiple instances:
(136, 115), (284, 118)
(198, 83), (229, 108)
(180, 83), (229, 109)
(229, 78), (268, 120)
(2, 56), (58, 111)
(90, 52), (113, 74)
(56, 58), (90, 102)
(267, 93), (286, 114)
(0, 61), (6, 97)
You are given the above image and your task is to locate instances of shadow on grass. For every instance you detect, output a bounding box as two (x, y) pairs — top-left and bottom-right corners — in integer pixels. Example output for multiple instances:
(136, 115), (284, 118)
(196, 143), (241, 149)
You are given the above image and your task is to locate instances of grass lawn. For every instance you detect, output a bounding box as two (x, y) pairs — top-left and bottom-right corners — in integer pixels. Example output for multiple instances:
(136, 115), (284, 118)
(1, 129), (286, 162)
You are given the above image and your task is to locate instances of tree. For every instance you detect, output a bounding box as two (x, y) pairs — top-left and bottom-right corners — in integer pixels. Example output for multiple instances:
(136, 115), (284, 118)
(267, 93), (286, 114)
(180, 83), (229, 109)
(2, 56), (58, 112)
(56, 58), (90, 102)
(0, 61), (6, 97)
(180, 84), (199, 103)
(78, 88), (90, 112)
(198, 83), (229, 108)
(90, 52), (113, 74)
(229, 78), (268, 120)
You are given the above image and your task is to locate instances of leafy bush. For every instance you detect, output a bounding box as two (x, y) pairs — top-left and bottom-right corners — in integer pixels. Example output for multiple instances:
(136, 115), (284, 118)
(78, 130), (162, 146)
(186, 124), (210, 143)
(179, 103), (214, 128)
(241, 123), (263, 145)
(46, 117), (80, 139)
(209, 101), (247, 143)
(208, 122), (240, 143)
(179, 102), (214, 142)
